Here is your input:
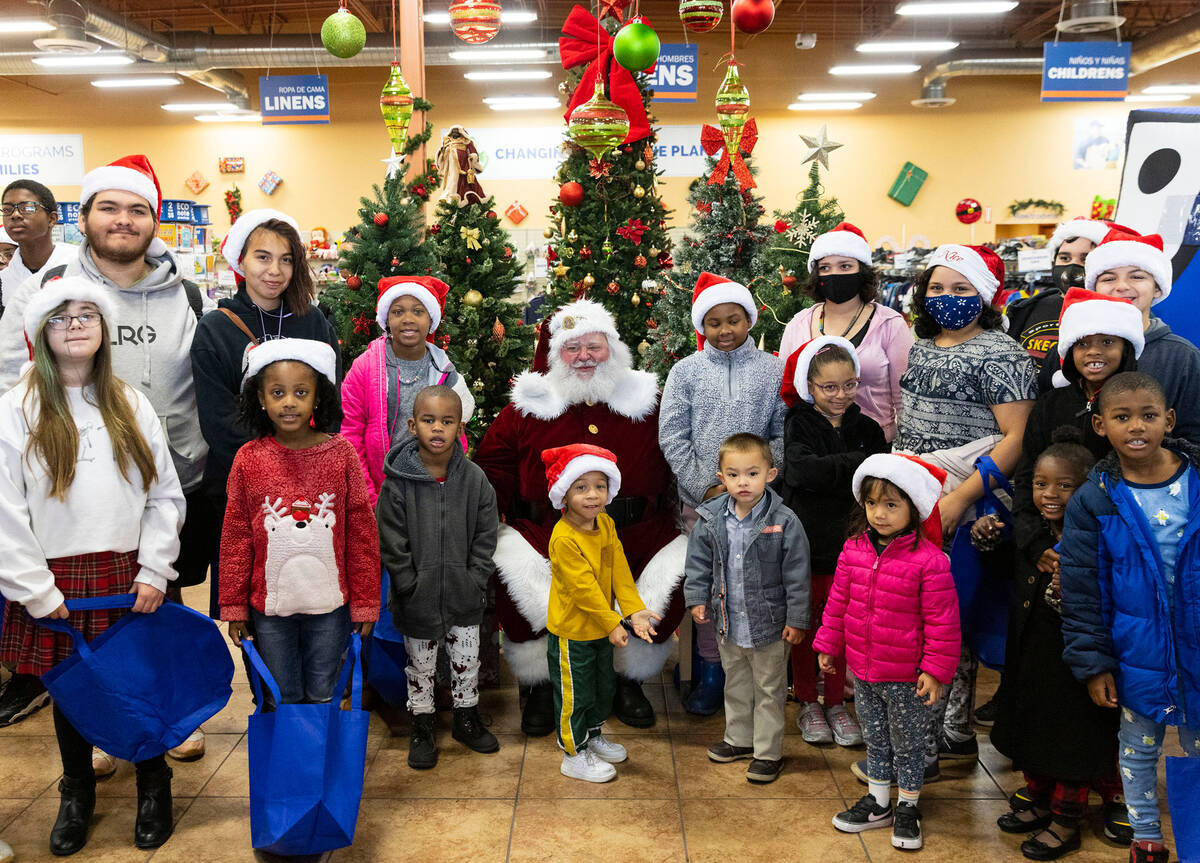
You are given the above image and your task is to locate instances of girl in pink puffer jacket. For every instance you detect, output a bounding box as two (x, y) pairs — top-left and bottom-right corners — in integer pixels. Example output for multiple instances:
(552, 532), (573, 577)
(813, 453), (961, 852)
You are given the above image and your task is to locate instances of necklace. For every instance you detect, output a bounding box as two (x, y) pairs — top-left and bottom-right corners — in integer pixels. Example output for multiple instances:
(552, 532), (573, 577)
(818, 300), (867, 337)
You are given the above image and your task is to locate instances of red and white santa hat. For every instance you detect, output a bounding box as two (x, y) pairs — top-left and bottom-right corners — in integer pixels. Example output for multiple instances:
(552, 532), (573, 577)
(690, 271), (758, 348)
(243, 337), (338, 386)
(0, 227), (13, 246)
(375, 275), (450, 334)
(547, 299), (622, 356)
(852, 453), (947, 523)
(1051, 287), (1145, 388)
(79, 154), (169, 258)
(807, 221), (872, 272)
(219, 209), (300, 276)
(1083, 228), (1172, 303)
(925, 244), (1004, 304)
(1047, 217), (1113, 261)
(780, 335), (860, 406)
(23, 275), (119, 357)
(542, 443), (622, 510)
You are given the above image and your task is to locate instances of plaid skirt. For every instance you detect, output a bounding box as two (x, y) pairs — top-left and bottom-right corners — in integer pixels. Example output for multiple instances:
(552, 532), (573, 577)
(0, 550), (138, 676)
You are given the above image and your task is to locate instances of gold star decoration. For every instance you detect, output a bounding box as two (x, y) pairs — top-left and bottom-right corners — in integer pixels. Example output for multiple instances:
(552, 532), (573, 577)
(799, 125), (843, 169)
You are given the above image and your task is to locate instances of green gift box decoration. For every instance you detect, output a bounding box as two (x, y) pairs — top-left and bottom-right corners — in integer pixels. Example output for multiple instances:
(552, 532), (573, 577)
(888, 162), (928, 207)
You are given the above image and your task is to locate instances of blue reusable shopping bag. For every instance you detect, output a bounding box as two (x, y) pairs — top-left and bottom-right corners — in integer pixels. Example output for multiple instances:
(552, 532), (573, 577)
(948, 456), (1015, 670)
(36, 594), (234, 762)
(365, 568), (409, 706)
(1167, 756), (1200, 863)
(244, 632), (369, 856)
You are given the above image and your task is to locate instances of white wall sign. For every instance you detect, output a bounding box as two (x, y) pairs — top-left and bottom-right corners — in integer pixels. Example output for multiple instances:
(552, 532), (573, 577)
(449, 125), (707, 181)
(0, 134), (85, 185)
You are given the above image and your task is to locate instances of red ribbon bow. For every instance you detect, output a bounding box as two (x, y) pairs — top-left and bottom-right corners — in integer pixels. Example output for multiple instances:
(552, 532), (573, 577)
(701, 118), (758, 191)
(559, 5), (651, 145)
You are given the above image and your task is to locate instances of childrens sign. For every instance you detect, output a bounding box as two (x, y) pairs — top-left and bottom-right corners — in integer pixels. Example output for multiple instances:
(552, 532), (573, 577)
(1041, 41), (1130, 102)
(647, 43), (699, 102)
(259, 75), (330, 124)
(0, 134), (84, 184)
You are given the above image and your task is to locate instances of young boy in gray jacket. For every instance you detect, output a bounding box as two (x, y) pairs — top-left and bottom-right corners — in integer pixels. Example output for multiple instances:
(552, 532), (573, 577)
(684, 434), (811, 784)
(376, 385), (499, 770)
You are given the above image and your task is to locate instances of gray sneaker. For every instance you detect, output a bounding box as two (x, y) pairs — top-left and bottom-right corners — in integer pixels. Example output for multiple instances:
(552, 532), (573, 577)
(826, 704), (863, 746)
(797, 701), (833, 744)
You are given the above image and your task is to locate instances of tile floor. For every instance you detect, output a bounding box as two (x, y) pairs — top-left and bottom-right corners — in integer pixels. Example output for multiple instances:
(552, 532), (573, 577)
(0, 584), (1182, 862)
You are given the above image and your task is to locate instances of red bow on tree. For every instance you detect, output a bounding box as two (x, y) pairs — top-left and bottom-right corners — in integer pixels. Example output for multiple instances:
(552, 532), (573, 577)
(701, 118), (758, 191)
(559, 5), (651, 145)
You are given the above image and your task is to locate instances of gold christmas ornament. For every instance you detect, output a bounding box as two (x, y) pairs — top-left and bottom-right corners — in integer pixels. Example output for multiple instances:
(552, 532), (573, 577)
(463, 289), (484, 307)
(635, 159), (646, 171)
(631, 292), (641, 306)
(553, 262), (570, 277)
(401, 197), (412, 206)
(633, 185), (645, 199)
(583, 273), (596, 287)
(567, 229), (579, 243)
(637, 339), (650, 356)
(649, 246), (661, 256)
(543, 226), (554, 239)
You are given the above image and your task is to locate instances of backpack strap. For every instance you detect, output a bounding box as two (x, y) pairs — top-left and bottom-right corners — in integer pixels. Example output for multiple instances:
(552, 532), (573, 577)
(39, 265), (69, 287)
(182, 279), (204, 321)
(218, 307), (260, 346)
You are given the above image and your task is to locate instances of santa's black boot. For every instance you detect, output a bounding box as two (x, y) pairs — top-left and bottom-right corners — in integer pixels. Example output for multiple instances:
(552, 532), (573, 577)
(614, 676), (655, 728)
(521, 682), (556, 737)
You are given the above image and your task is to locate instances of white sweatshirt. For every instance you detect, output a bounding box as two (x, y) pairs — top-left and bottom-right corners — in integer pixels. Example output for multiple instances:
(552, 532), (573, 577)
(0, 242), (77, 307)
(0, 379), (185, 618)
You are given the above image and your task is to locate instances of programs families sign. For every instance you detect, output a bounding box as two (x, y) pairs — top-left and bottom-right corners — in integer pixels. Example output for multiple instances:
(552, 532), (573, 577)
(259, 75), (330, 124)
(0, 135), (84, 184)
(1041, 41), (1130, 102)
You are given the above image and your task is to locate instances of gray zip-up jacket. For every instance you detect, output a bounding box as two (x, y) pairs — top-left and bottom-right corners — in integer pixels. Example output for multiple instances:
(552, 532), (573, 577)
(376, 436), (499, 640)
(683, 486), (811, 648)
(0, 242), (208, 492)
(659, 337), (786, 508)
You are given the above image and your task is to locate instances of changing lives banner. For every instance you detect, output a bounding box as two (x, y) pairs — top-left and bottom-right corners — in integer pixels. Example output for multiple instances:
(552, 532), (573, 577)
(0, 135), (84, 184)
(1041, 41), (1130, 101)
(450, 125), (706, 180)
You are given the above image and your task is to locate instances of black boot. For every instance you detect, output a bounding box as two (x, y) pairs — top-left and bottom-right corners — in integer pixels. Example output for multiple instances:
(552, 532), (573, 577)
(49, 776), (95, 856)
(613, 676), (655, 728)
(133, 765), (173, 849)
(520, 682), (555, 737)
(452, 706), (500, 753)
(408, 713), (438, 769)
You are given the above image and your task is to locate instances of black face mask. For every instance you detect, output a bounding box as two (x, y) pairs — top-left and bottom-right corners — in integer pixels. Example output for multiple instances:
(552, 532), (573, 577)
(815, 271), (867, 304)
(1052, 263), (1085, 291)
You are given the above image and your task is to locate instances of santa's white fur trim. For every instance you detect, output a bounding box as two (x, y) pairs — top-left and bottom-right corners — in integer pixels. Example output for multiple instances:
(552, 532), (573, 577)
(548, 453), (622, 510)
(614, 638), (674, 682)
(23, 276), (118, 348)
(376, 282), (442, 332)
(511, 367), (659, 422)
(1048, 219), (1110, 259)
(792, 335), (860, 404)
(244, 337), (338, 385)
(690, 281), (757, 333)
(1083, 240), (1172, 304)
(510, 370), (568, 421)
(219, 208), (300, 276)
(80, 165), (158, 213)
(808, 230), (872, 272)
(626, 533), (687, 619)
(853, 453), (943, 521)
(502, 635), (550, 684)
(604, 368), (659, 421)
(493, 523), (551, 633)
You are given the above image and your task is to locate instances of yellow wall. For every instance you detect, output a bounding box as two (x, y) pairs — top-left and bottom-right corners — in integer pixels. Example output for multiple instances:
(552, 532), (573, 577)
(3, 38), (1198, 249)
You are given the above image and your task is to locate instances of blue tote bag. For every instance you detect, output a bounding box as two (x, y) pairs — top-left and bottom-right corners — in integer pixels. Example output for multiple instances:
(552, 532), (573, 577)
(36, 594), (234, 762)
(365, 568), (409, 706)
(948, 456), (1015, 670)
(244, 632), (369, 856)
(1167, 756), (1200, 863)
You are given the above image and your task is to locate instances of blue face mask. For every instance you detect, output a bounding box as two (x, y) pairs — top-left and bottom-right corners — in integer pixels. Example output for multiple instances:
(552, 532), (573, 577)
(924, 293), (983, 330)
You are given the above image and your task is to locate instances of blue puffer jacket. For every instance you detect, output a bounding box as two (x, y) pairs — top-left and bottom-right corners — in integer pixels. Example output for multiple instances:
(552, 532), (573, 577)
(1059, 439), (1200, 724)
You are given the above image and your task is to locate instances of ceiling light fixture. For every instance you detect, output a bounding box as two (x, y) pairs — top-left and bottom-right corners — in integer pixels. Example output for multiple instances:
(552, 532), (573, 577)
(829, 63), (920, 75)
(162, 101), (241, 112)
(788, 101), (863, 111)
(483, 96), (560, 110)
(796, 91), (877, 101)
(194, 112), (262, 123)
(464, 69), (553, 81)
(856, 39), (958, 52)
(92, 76), (180, 89)
(1125, 94), (1189, 102)
(0, 18), (55, 34)
(897, 1), (1018, 15)
(449, 48), (546, 62)
(32, 53), (133, 67)
(1142, 84), (1200, 95)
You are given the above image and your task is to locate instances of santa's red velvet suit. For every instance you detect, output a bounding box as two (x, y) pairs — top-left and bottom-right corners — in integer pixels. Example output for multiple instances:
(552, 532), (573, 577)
(473, 300), (687, 731)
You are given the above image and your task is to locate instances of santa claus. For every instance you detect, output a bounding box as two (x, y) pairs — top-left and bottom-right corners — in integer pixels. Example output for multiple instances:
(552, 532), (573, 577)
(474, 300), (687, 734)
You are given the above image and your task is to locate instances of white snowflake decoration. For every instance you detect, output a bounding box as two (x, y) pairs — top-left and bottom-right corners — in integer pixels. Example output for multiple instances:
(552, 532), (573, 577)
(787, 212), (821, 246)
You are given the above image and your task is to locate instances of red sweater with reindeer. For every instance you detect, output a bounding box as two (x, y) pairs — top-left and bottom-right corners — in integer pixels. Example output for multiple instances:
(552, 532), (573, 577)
(219, 434), (381, 623)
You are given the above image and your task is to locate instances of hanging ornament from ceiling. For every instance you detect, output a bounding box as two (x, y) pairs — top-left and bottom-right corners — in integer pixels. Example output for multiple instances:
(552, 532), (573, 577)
(714, 60), (750, 165)
(730, 0), (773, 34)
(321, 2), (367, 58)
(678, 0), (723, 33)
(449, 0), (502, 44)
(567, 80), (630, 161)
(379, 62), (414, 157)
(799, 124), (843, 169)
(559, 5), (650, 147)
(612, 17), (660, 72)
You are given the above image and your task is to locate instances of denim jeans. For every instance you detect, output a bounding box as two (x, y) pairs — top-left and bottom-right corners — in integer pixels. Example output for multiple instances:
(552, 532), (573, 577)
(1117, 704), (1199, 841)
(250, 605), (351, 707)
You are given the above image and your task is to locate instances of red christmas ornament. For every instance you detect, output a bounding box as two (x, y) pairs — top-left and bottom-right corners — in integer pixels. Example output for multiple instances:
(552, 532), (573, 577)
(559, 182), (585, 207)
(391, 256), (400, 267)
(774, 219), (789, 233)
(488, 210), (498, 219)
(731, 0), (774, 33)
(466, 256), (472, 264)
(580, 245), (593, 260)
(955, 197), (983, 225)
(782, 274), (798, 289)
(373, 212), (389, 226)
(430, 223), (441, 235)
(647, 317), (658, 329)
(503, 246), (514, 259)
(440, 334), (451, 348)
(352, 313), (373, 334)
(607, 280), (621, 294)
(346, 275), (363, 290)
(491, 317), (507, 343)
(413, 184), (427, 197)
(695, 200), (713, 215)
(634, 254), (647, 268)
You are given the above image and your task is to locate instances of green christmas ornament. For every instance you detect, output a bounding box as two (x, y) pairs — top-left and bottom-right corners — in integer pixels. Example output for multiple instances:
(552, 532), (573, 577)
(613, 18), (660, 73)
(567, 80), (630, 160)
(321, 5), (367, 59)
(380, 62), (415, 156)
(714, 61), (750, 159)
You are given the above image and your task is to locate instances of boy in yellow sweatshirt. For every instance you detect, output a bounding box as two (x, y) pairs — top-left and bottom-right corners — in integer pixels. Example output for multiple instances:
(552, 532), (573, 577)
(542, 444), (662, 783)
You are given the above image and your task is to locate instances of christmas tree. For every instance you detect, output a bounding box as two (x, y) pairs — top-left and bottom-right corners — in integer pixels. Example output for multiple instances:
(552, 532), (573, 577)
(431, 194), (536, 443)
(754, 161), (846, 352)
(541, 10), (673, 351)
(322, 96), (442, 360)
(643, 156), (772, 382)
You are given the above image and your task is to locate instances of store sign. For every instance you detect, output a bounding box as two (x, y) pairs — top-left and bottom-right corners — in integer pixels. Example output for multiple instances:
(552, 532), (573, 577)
(0, 134), (84, 184)
(449, 124), (705, 179)
(259, 74), (330, 124)
(648, 43), (699, 102)
(1041, 41), (1130, 102)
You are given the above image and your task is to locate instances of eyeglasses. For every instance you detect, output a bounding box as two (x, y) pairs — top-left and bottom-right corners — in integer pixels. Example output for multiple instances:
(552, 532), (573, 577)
(1, 201), (48, 217)
(812, 380), (861, 397)
(45, 313), (102, 330)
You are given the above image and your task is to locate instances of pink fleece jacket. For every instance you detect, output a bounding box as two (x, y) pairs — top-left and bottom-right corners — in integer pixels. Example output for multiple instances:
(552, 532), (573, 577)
(812, 532), (960, 685)
(778, 303), (913, 442)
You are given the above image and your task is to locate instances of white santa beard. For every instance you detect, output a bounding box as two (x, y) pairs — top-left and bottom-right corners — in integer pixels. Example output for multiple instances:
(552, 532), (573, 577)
(546, 338), (634, 406)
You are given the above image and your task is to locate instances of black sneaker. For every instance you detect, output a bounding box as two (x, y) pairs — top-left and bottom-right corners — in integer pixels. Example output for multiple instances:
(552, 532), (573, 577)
(707, 741), (754, 763)
(938, 732), (979, 760)
(832, 794), (894, 833)
(892, 801), (923, 850)
(0, 674), (50, 727)
(451, 706), (499, 753)
(851, 758), (940, 785)
(745, 758), (783, 783)
(408, 713), (438, 770)
(974, 696), (1000, 727)
(1103, 801), (1133, 845)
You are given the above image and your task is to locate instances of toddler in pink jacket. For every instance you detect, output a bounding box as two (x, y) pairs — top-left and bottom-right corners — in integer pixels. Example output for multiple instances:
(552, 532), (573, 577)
(813, 453), (960, 852)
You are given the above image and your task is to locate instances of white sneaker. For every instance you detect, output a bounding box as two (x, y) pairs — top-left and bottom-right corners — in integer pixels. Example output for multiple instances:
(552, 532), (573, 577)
(797, 701), (833, 743)
(588, 733), (628, 764)
(0, 837), (14, 863)
(826, 704), (864, 747)
(560, 748), (616, 783)
(92, 747), (117, 778)
(167, 727), (205, 761)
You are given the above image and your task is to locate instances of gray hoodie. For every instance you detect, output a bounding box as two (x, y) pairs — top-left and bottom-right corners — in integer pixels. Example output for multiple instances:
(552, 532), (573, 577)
(0, 242), (208, 491)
